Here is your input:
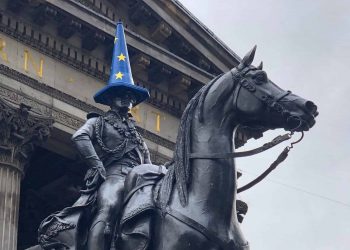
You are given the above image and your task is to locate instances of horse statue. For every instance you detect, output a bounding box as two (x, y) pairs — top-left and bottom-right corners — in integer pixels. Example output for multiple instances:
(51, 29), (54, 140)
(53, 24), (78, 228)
(32, 46), (318, 250)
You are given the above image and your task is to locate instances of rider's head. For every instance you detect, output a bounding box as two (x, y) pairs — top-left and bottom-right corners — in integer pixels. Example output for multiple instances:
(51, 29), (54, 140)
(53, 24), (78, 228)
(110, 91), (136, 113)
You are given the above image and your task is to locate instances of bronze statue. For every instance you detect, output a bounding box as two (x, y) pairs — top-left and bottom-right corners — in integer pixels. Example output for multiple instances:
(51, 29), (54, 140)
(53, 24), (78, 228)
(37, 22), (151, 250)
(35, 45), (318, 250)
(72, 94), (151, 249)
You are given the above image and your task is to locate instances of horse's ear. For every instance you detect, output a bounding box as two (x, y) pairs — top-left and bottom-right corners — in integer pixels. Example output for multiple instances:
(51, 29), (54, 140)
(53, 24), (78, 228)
(238, 45), (257, 70)
(257, 61), (263, 70)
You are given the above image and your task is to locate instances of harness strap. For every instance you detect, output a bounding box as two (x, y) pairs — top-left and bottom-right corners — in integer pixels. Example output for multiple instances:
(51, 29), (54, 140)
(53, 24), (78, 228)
(165, 207), (229, 250)
(237, 147), (290, 193)
(123, 180), (157, 205)
(189, 133), (291, 159)
(275, 90), (291, 101)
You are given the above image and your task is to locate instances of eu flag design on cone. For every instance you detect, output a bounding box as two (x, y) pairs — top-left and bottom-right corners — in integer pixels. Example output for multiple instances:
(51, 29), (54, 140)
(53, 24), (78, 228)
(94, 21), (149, 106)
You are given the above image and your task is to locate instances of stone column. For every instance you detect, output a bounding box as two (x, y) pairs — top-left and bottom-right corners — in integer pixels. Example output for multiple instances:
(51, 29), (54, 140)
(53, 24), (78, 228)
(0, 98), (52, 250)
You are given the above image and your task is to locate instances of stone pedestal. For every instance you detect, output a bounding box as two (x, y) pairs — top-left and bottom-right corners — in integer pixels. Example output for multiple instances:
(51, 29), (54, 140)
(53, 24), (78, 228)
(0, 98), (52, 250)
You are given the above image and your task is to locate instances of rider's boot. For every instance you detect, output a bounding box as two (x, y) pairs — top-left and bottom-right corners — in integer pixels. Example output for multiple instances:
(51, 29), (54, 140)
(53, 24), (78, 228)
(87, 212), (115, 250)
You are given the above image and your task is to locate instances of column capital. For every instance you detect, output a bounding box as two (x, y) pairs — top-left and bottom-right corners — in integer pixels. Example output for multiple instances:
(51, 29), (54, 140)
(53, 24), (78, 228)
(0, 97), (53, 176)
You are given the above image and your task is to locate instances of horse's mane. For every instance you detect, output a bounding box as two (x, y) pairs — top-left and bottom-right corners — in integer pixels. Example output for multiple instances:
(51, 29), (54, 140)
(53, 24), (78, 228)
(158, 74), (223, 210)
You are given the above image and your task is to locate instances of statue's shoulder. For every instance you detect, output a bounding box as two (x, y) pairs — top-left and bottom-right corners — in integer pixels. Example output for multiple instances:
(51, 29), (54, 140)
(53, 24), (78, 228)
(86, 112), (102, 120)
(82, 112), (102, 127)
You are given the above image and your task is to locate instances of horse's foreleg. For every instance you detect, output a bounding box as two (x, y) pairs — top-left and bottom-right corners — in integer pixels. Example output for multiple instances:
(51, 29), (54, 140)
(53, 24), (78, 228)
(151, 211), (217, 250)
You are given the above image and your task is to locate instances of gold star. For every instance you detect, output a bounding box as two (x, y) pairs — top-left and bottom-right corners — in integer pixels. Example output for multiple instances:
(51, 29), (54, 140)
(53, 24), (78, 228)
(117, 53), (126, 61)
(114, 37), (118, 43)
(115, 72), (123, 79)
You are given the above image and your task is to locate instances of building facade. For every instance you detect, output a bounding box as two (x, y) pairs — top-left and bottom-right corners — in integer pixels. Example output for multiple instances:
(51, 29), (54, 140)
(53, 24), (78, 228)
(0, 0), (253, 249)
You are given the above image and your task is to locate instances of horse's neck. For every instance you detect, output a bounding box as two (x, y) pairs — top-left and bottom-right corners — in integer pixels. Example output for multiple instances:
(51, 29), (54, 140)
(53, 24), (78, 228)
(172, 73), (239, 232)
(187, 75), (238, 226)
(185, 117), (238, 230)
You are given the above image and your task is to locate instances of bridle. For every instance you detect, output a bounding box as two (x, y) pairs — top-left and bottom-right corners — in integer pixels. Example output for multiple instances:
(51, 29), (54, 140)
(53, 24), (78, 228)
(232, 66), (292, 118)
(189, 67), (305, 193)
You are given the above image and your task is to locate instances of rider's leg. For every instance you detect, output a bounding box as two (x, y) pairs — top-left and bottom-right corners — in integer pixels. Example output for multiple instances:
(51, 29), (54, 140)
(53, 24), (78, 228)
(87, 175), (125, 250)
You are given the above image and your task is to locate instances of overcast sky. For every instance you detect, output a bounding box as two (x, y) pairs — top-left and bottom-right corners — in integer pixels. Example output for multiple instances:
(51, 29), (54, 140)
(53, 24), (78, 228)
(179, 0), (350, 249)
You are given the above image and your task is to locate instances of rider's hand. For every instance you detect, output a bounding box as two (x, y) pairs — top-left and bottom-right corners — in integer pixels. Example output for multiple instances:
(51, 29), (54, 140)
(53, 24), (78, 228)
(97, 165), (106, 180)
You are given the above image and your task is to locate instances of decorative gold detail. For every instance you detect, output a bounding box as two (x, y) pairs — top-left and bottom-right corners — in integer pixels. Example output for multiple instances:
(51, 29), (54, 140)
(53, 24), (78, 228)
(115, 72), (123, 79)
(151, 111), (165, 133)
(24, 49), (44, 78)
(117, 53), (126, 61)
(0, 37), (8, 62)
(130, 106), (141, 123)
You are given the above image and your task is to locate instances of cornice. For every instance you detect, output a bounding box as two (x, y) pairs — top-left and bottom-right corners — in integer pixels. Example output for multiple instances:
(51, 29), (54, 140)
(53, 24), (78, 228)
(66, 0), (238, 73)
(0, 16), (183, 117)
(43, 0), (215, 83)
(170, 0), (241, 65)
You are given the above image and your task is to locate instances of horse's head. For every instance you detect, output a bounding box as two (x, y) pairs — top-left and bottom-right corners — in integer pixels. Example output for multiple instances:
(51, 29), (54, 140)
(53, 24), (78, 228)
(233, 46), (318, 132)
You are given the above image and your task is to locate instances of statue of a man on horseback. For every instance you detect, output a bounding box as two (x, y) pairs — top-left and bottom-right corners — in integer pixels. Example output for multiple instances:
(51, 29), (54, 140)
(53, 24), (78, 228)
(38, 22), (151, 250)
(36, 21), (319, 250)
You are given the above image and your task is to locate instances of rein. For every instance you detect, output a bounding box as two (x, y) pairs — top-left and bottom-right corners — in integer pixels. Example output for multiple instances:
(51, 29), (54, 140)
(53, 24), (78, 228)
(189, 131), (304, 193)
(237, 131), (303, 193)
(189, 132), (292, 159)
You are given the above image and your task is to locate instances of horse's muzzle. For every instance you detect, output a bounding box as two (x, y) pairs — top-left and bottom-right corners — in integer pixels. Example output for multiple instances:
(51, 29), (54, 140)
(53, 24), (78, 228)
(284, 98), (318, 132)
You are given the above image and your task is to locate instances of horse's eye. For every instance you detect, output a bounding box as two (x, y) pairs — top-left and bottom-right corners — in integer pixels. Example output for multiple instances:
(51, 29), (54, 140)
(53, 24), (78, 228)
(254, 72), (267, 84)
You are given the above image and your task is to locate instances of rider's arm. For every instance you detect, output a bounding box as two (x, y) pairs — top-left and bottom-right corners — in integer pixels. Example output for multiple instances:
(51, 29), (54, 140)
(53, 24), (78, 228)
(143, 141), (152, 164)
(71, 117), (106, 178)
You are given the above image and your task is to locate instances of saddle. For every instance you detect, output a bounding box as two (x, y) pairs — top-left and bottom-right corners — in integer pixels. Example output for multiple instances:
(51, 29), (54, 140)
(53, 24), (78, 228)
(118, 164), (167, 250)
(120, 164), (249, 250)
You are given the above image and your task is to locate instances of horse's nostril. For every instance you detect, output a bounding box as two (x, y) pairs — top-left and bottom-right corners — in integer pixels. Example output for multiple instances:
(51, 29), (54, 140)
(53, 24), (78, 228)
(305, 101), (317, 114)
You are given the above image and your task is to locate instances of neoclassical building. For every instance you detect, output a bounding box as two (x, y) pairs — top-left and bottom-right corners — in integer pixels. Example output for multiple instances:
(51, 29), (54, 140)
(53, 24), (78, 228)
(0, 0), (256, 249)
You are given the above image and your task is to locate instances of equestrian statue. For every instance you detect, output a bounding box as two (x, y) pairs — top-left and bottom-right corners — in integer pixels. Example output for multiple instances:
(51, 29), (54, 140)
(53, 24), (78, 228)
(33, 21), (318, 250)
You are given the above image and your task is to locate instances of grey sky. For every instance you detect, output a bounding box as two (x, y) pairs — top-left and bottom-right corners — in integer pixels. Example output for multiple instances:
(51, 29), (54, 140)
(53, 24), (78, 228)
(179, 0), (350, 249)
